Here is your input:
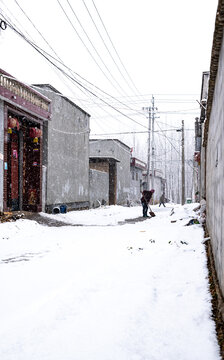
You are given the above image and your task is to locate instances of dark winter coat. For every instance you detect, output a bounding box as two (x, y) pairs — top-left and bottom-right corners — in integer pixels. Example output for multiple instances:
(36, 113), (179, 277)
(141, 190), (153, 205)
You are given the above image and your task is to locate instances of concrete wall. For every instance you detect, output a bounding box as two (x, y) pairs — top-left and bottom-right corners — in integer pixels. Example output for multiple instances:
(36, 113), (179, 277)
(200, 144), (206, 199)
(89, 169), (109, 207)
(206, 35), (224, 296)
(89, 140), (164, 206)
(130, 167), (142, 204)
(153, 176), (164, 203)
(0, 100), (4, 212)
(35, 86), (90, 211)
(90, 139), (131, 205)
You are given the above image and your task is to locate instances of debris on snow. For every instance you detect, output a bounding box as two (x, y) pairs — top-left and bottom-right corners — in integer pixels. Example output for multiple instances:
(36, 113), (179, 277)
(0, 212), (24, 223)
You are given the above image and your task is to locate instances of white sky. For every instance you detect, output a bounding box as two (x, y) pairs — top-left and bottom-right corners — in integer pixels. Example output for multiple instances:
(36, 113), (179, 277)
(0, 0), (218, 158)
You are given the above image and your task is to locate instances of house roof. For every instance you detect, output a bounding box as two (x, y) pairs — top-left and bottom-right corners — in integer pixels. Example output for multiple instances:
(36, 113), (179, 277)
(0, 69), (51, 103)
(131, 157), (147, 170)
(0, 69), (51, 120)
(33, 84), (91, 117)
(90, 138), (131, 151)
(203, 0), (224, 146)
(89, 156), (120, 162)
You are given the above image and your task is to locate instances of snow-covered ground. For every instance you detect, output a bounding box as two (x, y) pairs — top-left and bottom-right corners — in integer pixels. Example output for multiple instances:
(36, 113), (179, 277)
(0, 204), (221, 360)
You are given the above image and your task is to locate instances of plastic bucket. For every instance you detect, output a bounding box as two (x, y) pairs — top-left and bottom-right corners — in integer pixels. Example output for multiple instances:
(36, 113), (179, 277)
(60, 205), (67, 213)
(52, 206), (60, 214)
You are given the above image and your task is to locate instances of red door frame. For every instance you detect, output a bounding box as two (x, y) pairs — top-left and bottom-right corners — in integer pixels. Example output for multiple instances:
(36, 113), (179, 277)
(3, 105), (43, 212)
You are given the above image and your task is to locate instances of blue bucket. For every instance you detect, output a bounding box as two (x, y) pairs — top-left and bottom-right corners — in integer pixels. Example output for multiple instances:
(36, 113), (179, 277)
(60, 205), (67, 213)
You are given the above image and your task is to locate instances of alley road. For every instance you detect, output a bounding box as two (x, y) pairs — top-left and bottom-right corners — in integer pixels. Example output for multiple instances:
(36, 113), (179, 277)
(0, 204), (221, 360)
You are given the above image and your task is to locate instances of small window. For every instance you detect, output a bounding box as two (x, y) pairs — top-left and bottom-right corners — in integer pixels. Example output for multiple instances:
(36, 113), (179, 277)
(132, 172), (135, 180)
(136, 172), (138, 181)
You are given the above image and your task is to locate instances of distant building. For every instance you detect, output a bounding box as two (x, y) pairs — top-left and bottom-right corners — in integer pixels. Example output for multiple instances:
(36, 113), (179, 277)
(33, 84), (90, 213)
(0, 69), (51, 212)
(89, 139), (131, 206)
(194, 71), (209, 201)
(89, 156), (118, 207)
(142, 169), (166, 204)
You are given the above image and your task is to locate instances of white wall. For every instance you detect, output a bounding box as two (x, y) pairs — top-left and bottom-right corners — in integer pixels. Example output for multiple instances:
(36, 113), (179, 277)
(206, 34), (224, 296)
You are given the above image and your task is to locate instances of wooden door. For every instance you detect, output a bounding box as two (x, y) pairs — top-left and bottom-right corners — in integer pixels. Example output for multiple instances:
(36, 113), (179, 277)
(7, 132), (19, 210)
(109, 162), (117, 205)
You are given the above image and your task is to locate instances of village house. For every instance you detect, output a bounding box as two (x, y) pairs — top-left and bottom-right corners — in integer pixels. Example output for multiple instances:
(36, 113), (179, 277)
(0, 69), (51, 212)
(142, 169), (166, 204)
(89, 139), (131, 206)
(33, 84), (90, 213)
(194, 71), (209, 201)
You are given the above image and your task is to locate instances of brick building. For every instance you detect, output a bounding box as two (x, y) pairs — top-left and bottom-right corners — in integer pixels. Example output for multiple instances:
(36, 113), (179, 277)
(0, 69), (51, 212)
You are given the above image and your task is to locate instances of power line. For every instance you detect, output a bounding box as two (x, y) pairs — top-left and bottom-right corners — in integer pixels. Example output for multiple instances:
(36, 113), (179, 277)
(81, 0), (138, 96)
(91, 0), (140, 95)
(91, 128), (180, 136)
(1, 17), (150, 130)
(155, 120), (195, 171)
(0, 7), (125, 112)
(56, 0), (127, 96)
(1, 4), (146, 119)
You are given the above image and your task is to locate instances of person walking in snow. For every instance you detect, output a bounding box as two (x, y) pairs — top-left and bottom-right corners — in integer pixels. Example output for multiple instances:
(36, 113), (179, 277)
(159, 193), (166, 207)
(141, 189), (155, 217)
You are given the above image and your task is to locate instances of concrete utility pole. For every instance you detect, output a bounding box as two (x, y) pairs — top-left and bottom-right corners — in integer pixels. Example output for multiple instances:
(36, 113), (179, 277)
(143, 96), (158, 194)
(151, 96), (155, 192)
(176, 120), (185, 205)
(181, 120), (185, 205)
(142, 106), (151, 190)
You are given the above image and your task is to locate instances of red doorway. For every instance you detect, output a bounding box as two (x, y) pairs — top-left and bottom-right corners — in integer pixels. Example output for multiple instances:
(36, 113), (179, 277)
(5, 112), (42, 212)
(22, 128), (41, 212)
(7, 131), (19, 210)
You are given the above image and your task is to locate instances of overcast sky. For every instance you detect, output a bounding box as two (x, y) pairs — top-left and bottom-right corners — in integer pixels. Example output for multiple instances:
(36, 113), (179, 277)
(0, 0), (218, 157)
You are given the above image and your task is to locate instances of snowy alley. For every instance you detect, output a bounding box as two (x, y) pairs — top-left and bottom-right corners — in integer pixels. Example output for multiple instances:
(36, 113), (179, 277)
(0, 204), (221, 360)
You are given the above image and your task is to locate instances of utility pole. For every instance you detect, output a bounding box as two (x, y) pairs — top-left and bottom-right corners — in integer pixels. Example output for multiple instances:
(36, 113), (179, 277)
(143, 96), (157, 193)
(142, 106), (152, 190)
(164, 117), (167, 194)
(176, 120), (185, 205)
(151, 96), (155, 194)
(181, 120), (185, 205)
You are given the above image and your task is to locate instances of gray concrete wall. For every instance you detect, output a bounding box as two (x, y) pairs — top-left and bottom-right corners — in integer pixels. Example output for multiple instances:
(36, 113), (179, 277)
(35, 86), (90, 211)
(130, 168), (142, 204)
(200, 145), (206, 199)
(89, 169), (109, 207)
(90, 139), (131, 205)
(206, 35), (224, 296)
(0, 100), (4, 211)
(153, 176), (164, 203)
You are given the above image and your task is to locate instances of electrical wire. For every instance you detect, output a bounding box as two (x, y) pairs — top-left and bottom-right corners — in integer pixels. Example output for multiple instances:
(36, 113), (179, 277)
(9, 0), (94, 112)
(1, 16), (150, 131)
(81, 0), (138, 96)
(56, 0), (128, 97)
(2, 3), (146, 118)
(91, 0), (140, 95)
(0, 4), (196, 169)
